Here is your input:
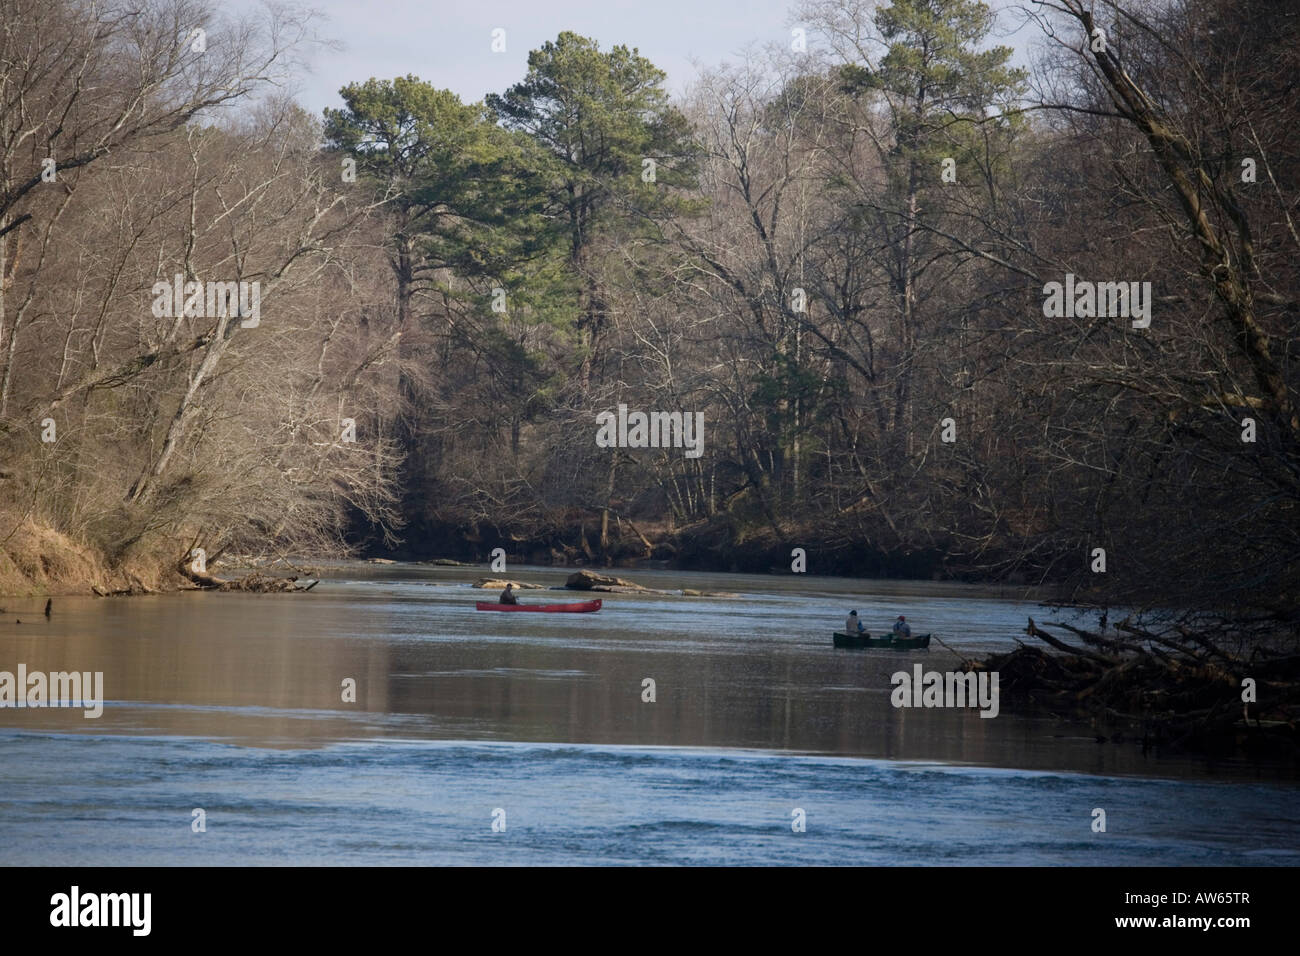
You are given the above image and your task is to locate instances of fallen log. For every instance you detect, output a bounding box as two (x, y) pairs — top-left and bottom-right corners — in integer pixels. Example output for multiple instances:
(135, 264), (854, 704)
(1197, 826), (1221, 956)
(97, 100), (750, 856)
(1045, 619), (1160, 661)
(1173, 624), (1242, 665)
(1026, 617), (1116, 666)
(176, 557), (317, 592)
(91, 580), (158, 597)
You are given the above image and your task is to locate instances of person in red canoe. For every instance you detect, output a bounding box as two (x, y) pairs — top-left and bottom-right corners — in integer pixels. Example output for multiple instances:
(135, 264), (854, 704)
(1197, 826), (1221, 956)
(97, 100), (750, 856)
(499, 583), (519, 605)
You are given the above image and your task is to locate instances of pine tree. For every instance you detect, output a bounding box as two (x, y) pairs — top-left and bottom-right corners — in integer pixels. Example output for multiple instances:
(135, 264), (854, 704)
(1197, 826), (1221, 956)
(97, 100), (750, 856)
(487, 32), (700, 387)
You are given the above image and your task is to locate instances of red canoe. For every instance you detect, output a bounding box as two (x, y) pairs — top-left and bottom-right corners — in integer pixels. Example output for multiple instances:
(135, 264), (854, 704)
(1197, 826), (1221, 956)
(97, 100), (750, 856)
(475, 599), (602, 613)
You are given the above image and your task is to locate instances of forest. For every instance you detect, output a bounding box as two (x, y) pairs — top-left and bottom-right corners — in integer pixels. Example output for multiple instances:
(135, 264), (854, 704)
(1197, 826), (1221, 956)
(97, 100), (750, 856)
(0, 0), (1297, 634)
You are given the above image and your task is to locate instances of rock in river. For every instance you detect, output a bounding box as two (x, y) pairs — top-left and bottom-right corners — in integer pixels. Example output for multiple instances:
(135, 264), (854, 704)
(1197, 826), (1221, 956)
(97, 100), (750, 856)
(473, 579), (545, 590)
(564, 570), (654, 592)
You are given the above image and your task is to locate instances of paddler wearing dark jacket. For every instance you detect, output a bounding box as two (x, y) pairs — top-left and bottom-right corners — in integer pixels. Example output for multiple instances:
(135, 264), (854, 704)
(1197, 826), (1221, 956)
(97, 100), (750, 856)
(499, 583), (518, 604)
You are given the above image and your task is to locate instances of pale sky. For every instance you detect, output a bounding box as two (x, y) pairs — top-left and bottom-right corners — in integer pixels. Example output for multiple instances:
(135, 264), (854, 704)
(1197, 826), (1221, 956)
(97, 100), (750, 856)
(221, 0), (1040, 117)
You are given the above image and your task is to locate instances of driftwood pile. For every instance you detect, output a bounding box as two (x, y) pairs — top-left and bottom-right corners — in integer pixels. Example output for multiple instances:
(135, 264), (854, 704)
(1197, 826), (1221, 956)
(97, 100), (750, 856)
(966, 617), (1299, 757)
(91, 577), (161, 597)
(177, 558), (318, 593)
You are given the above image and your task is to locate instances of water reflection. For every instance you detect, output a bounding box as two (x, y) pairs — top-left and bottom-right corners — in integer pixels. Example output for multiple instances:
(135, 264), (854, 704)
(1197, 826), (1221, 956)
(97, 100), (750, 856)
(0, 566), (1290, 780)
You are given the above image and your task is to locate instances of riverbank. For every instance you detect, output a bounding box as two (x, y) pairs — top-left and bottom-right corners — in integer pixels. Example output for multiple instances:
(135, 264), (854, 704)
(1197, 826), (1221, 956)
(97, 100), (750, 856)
(0, 518), (329, 598)
(0, 520), (179, 598)
(373, 513), (1034, 583)
(0, 509), (1034, 599)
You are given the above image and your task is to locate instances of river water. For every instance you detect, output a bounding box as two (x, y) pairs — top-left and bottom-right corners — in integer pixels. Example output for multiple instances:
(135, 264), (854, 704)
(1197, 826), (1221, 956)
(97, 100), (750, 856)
(1, 564), (1296, 865)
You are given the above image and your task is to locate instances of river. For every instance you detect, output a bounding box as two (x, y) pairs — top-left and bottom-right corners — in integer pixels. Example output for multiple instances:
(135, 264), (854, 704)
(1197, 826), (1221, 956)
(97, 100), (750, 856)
(1, 563), (1296, 865)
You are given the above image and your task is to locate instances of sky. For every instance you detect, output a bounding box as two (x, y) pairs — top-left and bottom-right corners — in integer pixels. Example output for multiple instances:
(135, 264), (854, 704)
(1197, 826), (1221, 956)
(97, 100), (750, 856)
(243, 0), (796, 114)
(223, 0), (1042, 118)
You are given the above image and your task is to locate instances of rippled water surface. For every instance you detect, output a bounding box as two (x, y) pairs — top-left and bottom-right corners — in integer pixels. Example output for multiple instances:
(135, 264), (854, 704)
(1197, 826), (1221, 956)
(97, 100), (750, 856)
(1, 564), (1295, 864)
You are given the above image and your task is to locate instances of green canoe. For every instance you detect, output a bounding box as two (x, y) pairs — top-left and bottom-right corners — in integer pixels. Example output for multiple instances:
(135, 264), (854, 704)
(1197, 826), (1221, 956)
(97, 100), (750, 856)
(833, 632), (931, 650)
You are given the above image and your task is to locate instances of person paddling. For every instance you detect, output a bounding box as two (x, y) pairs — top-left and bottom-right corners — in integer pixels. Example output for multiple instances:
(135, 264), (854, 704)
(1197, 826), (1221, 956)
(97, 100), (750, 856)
(892, 615), (911, 639)
(845, 610), (865, 636)
(499, 583), (519, 605)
